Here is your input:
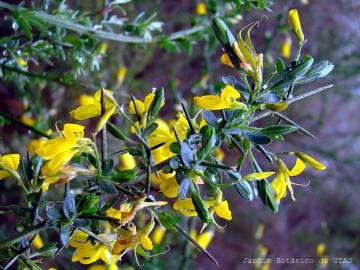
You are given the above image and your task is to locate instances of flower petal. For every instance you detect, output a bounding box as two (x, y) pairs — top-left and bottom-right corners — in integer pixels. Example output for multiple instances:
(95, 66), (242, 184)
(194, 95), (224, 110)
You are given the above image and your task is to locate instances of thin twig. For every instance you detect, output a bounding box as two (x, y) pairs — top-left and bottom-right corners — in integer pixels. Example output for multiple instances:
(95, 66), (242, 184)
(0, 111), (50, 138)
(250, 84), (334, 123)
(0, 1), (205, 44)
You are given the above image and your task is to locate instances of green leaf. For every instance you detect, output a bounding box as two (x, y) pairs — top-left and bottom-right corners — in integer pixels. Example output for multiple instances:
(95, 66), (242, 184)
(46, 207), (61, 221)
(142, 122), (158, 137)
(99, 180), (118, 195)
(197, 126), (217, 160)
(148, 88), (164, 121)
(276, 58), (285, 74)
(190, 183), (212, 223)
(78, 194), (99, 213)
(63, 192), (76, 220)
(59, 224), (70, 247)
(111, 169), (136, 183)
(102, 159), (114, 176)
(36, 243), (58, 257)
(155, 210), (178, 232)
(261, 125), (298, 137)
(178, 177), (190, 200)
(243, 130), (271, 145)
(235, 181), (254, 202)
(257, 180), (278, 213)
(181, 142), (194, 168)
(107, 122), (126, 140)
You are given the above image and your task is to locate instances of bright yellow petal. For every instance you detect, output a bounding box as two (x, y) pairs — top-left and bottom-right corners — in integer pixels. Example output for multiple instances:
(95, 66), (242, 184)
(129, 99), (145, 115)
(0, 154), (20, 171)
(288, 158), (305, 176)
(159, 177), (179, 198)
(63, 124), (85, 139)
(215, 200), (232, 220)
(271, 173), (287, 201)
(36, 138), (74, 159)
(220, 53), (235, 68)
(220, 85), (242, 109)
(295, 152), (327, 171)
(72, 243), (100, 264)
(243, 172), (275, 181)
(197, 231), (214, 249)
(45, 149), (78, 174)
(70, 104), (101, 121)
(117, 67), (127, 84)
(144, 93), (156, 112)
(106, 207), (122, 220)
(118, 152), (136, 170)
(288, 9), (304, 43)
(140, 234), (153, 250)
(193, 95), (224, 110)
(79, 94), (95, 106)
(33, 234), (44, 249)
(0, 170), (10, 180)
(99, 245), (118, 264)
(196, 2), (207, 15)
(152, 226), (166, 245)
(69, 230), (89, 248)
(173, 199), (198, 216)
(96, 105), (116, 133)
(27, 139), (47, 153)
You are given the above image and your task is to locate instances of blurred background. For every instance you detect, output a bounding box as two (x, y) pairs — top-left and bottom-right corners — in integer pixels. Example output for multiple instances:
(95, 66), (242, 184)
(0, 0), (359, 269)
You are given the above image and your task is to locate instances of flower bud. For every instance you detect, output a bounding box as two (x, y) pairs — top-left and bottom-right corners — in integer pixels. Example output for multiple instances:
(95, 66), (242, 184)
(288, 9), (304, 43)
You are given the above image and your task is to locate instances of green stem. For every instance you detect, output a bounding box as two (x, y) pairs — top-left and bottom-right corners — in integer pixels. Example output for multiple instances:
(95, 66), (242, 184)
(100, 88), (107, 169)
(250, 84), (334, 123)
(0, 111), (50, 138)
(0, 220), (47, 248)
(0, 1), (205, 44)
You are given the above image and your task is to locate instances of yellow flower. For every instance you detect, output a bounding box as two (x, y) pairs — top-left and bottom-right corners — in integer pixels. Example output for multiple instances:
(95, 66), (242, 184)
(316, 243), (326, 257)
(112, 219), (155, 258)
(281, 36), (292, 59)
(107, 196), (166, 226)
(0, 153), (20, 180)
(152, 226), (166, 245)
(271, 158), (304, 201)
(45, 165), (96, 185)
(159, 173), (179, 198)
(98, 42), (109, 55)
(294, 152), (327, 171)
(196, 2), (207, 15)
(21, 114), (35, 126)
(15, 56), (27, 67)
(88, 264), (118, 270)
(271, 152), (326, 202)
(36, 124), (93, 176)
(208, 190), (232, 221)
(174, 190), (232, 221)
(221, 22), (263, 84)
(173, 198), (198, 217)
(27, 139), (47, 153)
(117, 152), (136, 170)
(214, 147), (225, 161)
(194, 85), (246, 110)
(33, 234), (44, 249)
(70, 230), (118, 265)
(288, 9), (304, 43)
(255, 223), (265, 240)
(116, 67), (127, 85)
(243, 172), (275, 181)
(128, 92), (165, 132)
(190, 230), (214, 249)
(70, 89), (116, 133)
